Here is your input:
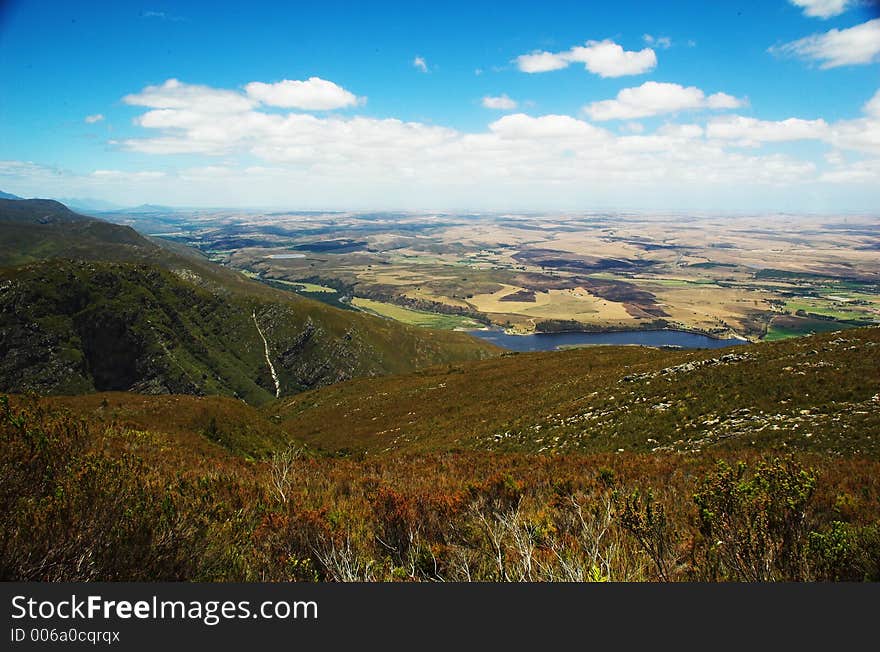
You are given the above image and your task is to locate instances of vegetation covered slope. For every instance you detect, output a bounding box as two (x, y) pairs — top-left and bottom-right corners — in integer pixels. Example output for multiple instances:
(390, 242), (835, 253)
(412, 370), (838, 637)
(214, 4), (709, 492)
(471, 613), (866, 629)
(3, 328), (879, 582)
(0, 259), (498, 404)
(0, 198), (153, 267)
(0, 200), (499, 403)
(267, 327), (880, 457)
(26, 326), (880, 460)
(3, 394), (879, 582)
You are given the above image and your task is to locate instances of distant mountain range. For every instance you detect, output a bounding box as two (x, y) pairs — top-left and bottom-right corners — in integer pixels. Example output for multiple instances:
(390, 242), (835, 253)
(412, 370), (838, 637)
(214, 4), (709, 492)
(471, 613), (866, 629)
(56, 197), (125, 212)
(0, 190), (185, 215)
(98, 203), (180, 214)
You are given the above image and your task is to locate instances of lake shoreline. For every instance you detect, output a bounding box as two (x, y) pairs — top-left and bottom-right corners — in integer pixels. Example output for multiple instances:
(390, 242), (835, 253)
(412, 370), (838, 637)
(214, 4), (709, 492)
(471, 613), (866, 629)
(466, 327), (748, 352)
(467, 325), (748, 342)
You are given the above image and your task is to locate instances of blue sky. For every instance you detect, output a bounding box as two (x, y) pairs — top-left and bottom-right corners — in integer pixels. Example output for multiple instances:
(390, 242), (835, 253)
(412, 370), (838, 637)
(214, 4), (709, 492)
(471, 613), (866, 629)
(1, 0), (878, 211)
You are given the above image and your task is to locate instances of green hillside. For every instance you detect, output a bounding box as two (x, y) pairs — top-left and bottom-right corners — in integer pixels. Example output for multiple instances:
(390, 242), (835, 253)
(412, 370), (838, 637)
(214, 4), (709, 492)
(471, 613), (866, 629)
(0, 259), (498, 404)
(267, 326), (880, 457)
(4, 328), (879, 582)
(24, 326), (879, 459)
(0, 200), (499, 403)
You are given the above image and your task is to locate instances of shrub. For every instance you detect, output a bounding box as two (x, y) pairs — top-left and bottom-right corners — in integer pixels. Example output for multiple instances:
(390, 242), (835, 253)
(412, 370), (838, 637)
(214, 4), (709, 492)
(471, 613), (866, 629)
(617, 488), (677, 581)
(691, 458), (817, 581)
(809, 521), (880, 582)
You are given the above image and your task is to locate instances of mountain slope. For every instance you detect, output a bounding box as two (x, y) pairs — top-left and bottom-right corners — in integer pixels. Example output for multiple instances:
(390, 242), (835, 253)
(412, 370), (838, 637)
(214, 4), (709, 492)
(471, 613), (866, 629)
(0, 199), (499, 403)
(0, 259), (498, 404)
(0, 198), (157, 267)
(266, 326), (880, 456)
(12, 326), (878, 458)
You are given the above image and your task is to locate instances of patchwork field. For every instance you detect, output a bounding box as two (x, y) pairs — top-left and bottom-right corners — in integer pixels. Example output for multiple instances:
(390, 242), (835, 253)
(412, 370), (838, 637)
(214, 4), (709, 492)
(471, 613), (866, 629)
(124, 210), (879, 342)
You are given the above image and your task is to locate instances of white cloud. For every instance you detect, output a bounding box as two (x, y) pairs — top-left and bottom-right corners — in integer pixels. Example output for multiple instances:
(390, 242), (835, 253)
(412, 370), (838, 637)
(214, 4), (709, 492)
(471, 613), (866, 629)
(123, 78), (256, 114)
(657, 123), (704, 139)
(771, 18), (880, 68)
(789, 0), (853, 19)
(584, 82), (746, 121)
(43, 78), (873, 210)
(84, 114), (104, 124)
(515, 39), (656, 77)
(706, 93), (744, 109)
(828, 112), (880, 155)
(706, 115), (831, 145)
(819, 158), (880, 183)
(515, 51), (570, 73)
(245, 78), (362, 110)
(825, 89), (880, 155)
(488, 113), (608, 141)
(482, 94), (518, 110)
(643, 34), (672, 49)
(703, 90), (880, 156)
(413, 56), (428, 73)
(567, 40), (658, 77)
(863, 89), (880, 118)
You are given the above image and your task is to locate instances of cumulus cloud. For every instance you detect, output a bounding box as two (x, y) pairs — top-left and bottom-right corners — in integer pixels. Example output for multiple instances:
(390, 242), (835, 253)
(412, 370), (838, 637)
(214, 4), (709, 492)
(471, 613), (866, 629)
(123, 78), (256, 114)
(488, 113), (608, 141)
(515, 51), (569, 73)
(705, 89), (880, 156)
(482, 94), (518, 110)
(413, 56), (428, 73)
(584, 82), (746, 121)
(789, 0), (853, 19)
(771, 18), (880, 68)
(657, 123), (704, 139)
(62, 78), (874, 209)
(515, 39), (656, 77)
(84, 114), (104, 124)
(706, 115), (831, 145)
(115, 79), (818, 194)
(827, 88), (880, 155)
(245, 78), (362, 110)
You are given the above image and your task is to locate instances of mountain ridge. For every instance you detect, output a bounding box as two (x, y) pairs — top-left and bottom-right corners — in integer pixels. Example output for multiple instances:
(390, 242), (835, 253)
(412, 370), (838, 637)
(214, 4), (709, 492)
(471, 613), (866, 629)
(0, 199), (500, 404)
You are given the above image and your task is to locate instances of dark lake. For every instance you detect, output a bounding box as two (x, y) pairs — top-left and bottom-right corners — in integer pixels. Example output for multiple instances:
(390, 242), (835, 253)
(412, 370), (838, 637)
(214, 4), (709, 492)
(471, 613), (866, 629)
(467, 328), (747, 352)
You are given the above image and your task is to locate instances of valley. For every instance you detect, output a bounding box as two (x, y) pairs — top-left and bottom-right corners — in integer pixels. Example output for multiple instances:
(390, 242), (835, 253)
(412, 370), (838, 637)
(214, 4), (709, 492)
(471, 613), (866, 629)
(1, 196), (878, 584)
(101, 207), (880, 343)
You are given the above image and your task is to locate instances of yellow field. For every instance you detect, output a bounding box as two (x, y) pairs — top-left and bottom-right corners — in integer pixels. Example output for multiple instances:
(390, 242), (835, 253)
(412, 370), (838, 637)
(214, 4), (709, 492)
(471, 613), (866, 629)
(466, 284), (633, 326)
(291, 281), (337, 293)
(351, 297), (480, 330)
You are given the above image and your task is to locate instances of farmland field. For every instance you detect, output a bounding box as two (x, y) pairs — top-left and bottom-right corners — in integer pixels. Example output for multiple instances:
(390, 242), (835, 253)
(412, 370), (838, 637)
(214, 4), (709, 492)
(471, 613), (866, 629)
(352, 297), (482, 329)
(116, 210), (880, 342)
